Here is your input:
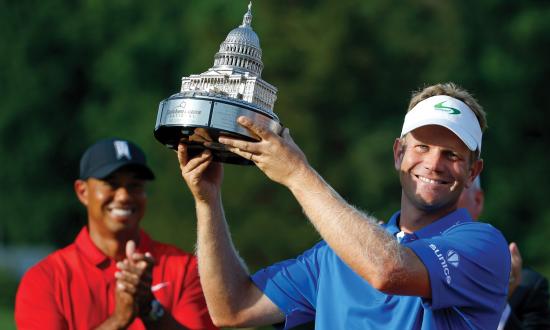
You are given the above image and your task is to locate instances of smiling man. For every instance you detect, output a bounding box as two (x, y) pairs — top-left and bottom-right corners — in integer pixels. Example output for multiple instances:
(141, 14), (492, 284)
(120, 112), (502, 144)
(15, 138), (217, 330)
(177, 83), (510, 329)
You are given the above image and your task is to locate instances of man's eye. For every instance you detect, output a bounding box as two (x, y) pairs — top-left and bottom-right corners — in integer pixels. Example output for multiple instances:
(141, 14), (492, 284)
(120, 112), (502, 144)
(416, 145), (429, 152)
(103, 181), (116, 189)
(447, 152), (459, 161)
(128, 183), (145, 192)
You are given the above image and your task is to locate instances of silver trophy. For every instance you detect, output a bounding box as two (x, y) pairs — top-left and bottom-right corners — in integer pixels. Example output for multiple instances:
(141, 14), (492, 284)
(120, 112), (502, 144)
(154, 2), (281, 165)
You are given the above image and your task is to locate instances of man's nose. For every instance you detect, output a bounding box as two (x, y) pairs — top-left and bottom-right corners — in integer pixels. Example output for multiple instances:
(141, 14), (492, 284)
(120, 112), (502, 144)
(423, 150), (445, 172)
(113, 186), (131, 201)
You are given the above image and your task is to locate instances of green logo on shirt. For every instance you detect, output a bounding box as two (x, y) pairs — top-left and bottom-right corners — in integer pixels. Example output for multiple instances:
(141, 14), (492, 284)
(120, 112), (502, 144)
(434, 101), (461, 115)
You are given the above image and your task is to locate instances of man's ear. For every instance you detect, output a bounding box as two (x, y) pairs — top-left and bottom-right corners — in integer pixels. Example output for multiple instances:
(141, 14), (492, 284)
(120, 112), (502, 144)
(465, 158), (484, 188)
(74, 180), (89, 206)
(393, 138), (404, 170)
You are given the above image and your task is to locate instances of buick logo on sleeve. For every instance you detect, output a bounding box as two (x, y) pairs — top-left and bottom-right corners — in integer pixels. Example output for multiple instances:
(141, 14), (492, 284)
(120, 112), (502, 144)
(446, 250), (460, 268)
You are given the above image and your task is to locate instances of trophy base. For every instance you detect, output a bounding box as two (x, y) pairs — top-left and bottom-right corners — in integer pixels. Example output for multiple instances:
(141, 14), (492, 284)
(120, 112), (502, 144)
(154, 125), (259, 165)
(154, 92), (282, 166)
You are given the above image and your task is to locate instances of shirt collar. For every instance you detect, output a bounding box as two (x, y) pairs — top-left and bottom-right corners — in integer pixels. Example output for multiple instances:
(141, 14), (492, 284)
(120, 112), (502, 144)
(385, 208), (473, 241)
(75, 227), (154, 267)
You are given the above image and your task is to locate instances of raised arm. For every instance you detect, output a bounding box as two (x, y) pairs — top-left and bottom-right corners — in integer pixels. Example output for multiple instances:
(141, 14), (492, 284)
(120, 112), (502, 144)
(177, 144), (284, 327)
(219, 116), (430, 297)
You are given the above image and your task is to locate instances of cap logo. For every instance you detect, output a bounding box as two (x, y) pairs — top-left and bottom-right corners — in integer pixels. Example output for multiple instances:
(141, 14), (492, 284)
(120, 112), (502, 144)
(434, 101), (461, 115)
(114, 140), (132, 160)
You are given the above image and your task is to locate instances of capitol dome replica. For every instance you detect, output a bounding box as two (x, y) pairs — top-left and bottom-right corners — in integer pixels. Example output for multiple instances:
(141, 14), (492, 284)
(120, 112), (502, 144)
(180, 2), (277, 113)
(154, 2), (281, 165)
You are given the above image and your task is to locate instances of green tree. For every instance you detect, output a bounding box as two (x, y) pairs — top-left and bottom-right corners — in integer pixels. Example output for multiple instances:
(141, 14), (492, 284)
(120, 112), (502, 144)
(1, 4), (550, 323)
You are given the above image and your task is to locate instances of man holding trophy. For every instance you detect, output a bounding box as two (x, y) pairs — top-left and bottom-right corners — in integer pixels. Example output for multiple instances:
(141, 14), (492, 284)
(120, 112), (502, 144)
(156, 4), (509, 329)
(175, 82), (510, 329)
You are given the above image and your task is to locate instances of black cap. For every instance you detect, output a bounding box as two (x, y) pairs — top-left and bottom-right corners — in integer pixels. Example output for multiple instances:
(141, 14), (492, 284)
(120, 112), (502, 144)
(79, 138), (155, 180)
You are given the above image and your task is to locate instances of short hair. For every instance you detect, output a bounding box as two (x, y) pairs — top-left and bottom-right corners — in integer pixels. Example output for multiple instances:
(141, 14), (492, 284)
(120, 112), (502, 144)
(407, 82), (487, 132)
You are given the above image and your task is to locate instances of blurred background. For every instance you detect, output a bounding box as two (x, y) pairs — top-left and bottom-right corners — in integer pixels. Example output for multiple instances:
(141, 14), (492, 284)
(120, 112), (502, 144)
(1, 0), (549, 328)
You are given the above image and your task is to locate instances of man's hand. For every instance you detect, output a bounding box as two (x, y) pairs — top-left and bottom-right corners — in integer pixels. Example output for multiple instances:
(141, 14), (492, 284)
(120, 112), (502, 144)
(116, 241), (156, 318)
(177, 142), (223, 203)
(508, 242), (523, 298)
(218, 116), (309, 188)
(94, 280), (137, 329)
(95, 241), (151, 329)
(112, 277), (138, 328)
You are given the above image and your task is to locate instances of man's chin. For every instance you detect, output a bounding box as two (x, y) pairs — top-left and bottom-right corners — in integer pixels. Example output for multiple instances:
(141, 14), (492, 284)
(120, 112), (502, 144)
(417, 203), (444, 213)
(413, 197), (457, 213)
(107, 218), (139, 231)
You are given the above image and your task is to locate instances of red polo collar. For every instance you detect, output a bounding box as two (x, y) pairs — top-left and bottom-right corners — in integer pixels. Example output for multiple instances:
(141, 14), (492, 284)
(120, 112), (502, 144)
(74, 226), (154, 267)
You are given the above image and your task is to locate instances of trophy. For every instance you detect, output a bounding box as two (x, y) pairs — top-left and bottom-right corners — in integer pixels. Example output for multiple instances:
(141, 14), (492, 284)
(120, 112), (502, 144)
(154, 2), (282, 165)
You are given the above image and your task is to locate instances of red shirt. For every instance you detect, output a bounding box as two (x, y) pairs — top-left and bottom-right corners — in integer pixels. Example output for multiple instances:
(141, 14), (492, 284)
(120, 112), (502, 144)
(15, 227), (217, 330)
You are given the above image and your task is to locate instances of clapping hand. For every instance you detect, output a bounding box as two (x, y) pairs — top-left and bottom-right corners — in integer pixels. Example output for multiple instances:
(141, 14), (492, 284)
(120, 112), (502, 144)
(114, 241), (156, 323)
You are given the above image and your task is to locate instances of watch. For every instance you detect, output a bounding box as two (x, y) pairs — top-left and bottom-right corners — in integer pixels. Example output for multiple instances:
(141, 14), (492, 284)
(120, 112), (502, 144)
(146, 299), (165, 322)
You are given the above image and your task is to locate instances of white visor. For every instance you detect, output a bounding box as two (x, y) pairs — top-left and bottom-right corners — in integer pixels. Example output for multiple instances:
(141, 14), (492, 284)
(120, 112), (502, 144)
(401, 95), (482, 152)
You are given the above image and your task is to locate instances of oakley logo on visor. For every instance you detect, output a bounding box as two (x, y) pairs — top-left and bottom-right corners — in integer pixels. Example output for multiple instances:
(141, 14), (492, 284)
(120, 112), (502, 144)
(434, 101), (461, 115)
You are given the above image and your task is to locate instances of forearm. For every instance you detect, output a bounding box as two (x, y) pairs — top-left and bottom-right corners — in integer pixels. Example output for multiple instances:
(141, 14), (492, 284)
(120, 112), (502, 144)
(94, 316), (130, 330)
(194, 194), (262, 326)
(286, 165), (416, 292)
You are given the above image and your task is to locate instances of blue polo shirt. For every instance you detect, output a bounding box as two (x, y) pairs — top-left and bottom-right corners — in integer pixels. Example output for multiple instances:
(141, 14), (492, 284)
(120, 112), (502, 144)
(251, 208), (510, 329)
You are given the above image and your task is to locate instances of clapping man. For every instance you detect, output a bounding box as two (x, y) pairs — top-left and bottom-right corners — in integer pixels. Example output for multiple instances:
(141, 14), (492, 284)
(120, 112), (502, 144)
(16, 138), (217, 330)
